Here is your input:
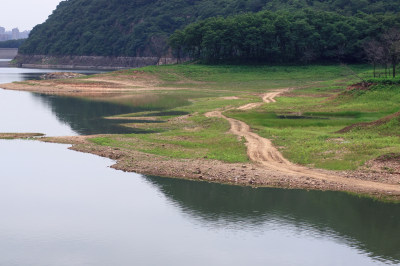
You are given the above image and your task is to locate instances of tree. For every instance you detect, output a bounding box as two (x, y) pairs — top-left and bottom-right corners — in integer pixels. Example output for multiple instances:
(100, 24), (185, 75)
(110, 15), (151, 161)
(168, 30), (184, 63)
(382, 28), (400, 78)
(363, 39), (385, 77)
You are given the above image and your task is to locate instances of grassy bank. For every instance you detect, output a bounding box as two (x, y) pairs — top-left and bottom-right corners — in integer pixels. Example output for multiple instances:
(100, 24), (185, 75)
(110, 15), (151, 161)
(85, 63), (400, 171)
(227, 83), (400, 170)
(139, 64), (370, 92)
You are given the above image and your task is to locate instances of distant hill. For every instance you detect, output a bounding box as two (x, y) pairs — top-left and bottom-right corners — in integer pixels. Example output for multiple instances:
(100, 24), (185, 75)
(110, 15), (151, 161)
(19, 0), (400, 59)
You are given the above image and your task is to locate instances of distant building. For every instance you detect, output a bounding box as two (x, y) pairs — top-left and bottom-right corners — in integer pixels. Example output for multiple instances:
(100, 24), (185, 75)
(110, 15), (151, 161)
(12, 28), (20, 40)
(20, 30), (30, 39)
(0, 33), (10, 41)
(0, 26), (28, 41)
(0, 26), (7, 41)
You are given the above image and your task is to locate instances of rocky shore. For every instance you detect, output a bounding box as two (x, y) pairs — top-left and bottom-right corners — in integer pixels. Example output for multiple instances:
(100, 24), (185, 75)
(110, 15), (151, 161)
(13, 54), (180, 70)
(40, 72), (86, 80)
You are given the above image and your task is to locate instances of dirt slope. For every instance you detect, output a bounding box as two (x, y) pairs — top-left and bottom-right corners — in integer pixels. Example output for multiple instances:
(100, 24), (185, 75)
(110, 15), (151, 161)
(337, 111), (400, 133)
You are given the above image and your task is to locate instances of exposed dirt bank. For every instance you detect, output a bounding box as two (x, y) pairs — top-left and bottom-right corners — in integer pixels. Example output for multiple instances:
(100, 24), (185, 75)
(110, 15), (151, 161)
(0, 133), (45, 139)
(38, 134), (400, 201)
(13, 54), (178, 70)
(0, 71), (185, 95)
(337, 111), (400, 133)
(40, 72), (86, 80)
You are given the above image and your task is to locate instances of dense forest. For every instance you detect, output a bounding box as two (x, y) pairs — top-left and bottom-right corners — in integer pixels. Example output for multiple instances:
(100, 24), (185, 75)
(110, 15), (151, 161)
(169, 10), (400, 63)
(19, 0), (400, 63)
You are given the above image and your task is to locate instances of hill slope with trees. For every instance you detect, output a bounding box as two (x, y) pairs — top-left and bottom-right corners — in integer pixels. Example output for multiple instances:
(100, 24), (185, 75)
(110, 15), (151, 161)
(19, 0), (400, 61)
(169, 10), (400, 64)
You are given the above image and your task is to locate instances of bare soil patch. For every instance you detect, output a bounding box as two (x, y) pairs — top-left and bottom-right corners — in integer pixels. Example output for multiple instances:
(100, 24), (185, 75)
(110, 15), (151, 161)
(0, 72), (186, 95)
(346, 82), (373, 91)
(41, 134), (400, 201)
(0, 133), (45, 139)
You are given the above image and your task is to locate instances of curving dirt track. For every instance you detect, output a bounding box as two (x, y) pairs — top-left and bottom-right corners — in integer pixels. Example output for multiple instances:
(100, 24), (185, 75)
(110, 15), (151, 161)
(205, 90), (400, 195)
(237, 102), (263, 111)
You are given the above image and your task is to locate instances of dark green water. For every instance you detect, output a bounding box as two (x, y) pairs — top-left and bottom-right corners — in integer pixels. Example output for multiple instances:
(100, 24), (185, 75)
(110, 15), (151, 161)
(147, 176), (400, 264)
(30, 93), (164, 135)
(1, 67), (399, 265)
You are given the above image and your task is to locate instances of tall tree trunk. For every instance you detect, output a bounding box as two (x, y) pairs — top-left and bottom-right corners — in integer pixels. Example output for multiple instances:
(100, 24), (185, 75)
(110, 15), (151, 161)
(393, 55), (396, 78)
(177, 47), (181, 64)
(373, 62), (376, 78)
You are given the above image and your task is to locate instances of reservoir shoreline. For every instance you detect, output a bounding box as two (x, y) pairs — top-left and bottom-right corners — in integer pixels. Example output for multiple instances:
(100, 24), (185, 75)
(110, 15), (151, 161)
(1, 65), (400, 202)
(13, 54), (180, 70)
(34, 133), (399, 202)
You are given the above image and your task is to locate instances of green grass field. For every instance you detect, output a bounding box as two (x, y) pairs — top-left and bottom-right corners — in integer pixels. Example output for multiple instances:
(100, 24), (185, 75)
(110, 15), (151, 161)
(90, 63), (400, 170)
(139, 64), (371, 91)
(228, 83), (400, 169)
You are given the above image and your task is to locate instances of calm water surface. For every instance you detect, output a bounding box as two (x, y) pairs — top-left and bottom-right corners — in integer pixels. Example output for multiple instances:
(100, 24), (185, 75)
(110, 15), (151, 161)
(0, 67), (399, 265)
(0, 65), (195, 135)
(0, 66), (151, 135)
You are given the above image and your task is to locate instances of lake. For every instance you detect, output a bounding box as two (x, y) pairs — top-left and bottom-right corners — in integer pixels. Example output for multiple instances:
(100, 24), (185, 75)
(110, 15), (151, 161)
(0, 66), (399, 266)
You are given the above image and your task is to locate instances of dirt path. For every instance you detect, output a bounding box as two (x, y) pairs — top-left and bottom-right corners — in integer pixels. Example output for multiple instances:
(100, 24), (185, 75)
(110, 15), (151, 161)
(237, 102), (263, 111)
(262, 90), (285, 103)
(237, 90), (289, 110)
(206, 89), (400, 195)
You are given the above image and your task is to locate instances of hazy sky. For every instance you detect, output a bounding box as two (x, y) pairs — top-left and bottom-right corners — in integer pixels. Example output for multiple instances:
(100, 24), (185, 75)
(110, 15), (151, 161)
(1, 0), (63, 31)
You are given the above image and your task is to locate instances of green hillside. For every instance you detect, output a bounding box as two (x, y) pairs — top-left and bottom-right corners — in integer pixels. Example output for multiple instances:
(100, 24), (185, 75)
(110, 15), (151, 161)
(19, 0), (400, 59)
(170, 10), (400, 63)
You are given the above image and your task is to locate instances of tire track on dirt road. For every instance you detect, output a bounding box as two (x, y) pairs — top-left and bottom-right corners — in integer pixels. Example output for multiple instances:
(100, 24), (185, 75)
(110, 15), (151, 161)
(205, 89), (400, 195)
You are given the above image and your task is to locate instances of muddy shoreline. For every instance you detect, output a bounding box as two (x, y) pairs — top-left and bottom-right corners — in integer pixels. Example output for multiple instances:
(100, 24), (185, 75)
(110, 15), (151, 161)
(2, 131), (399, 201)
(0, 133), (45, 139)
(35, 135), (399, 201)
(2, 72), (400, 202)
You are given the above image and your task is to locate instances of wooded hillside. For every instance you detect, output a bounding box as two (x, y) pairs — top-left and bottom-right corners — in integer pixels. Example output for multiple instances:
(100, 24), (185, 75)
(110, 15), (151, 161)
(19, 0), (400, 61)
(169, 10), (400, 63)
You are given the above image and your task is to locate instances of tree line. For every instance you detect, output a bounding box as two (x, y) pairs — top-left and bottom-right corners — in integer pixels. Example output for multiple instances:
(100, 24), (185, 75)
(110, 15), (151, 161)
(364, 29), (400, 78)
(169, 10), (400, 66)
(0, 39), (26, 48)
(19, 0), (400, 58)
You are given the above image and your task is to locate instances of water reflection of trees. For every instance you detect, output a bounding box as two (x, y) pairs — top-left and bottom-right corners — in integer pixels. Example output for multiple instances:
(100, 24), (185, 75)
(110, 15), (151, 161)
(146, 175), (400, 264)
(31, 93), (163, 135)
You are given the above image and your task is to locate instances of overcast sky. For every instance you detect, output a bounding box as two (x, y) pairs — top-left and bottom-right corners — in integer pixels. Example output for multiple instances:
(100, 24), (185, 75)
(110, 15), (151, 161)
(1, 0), (63, 31)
